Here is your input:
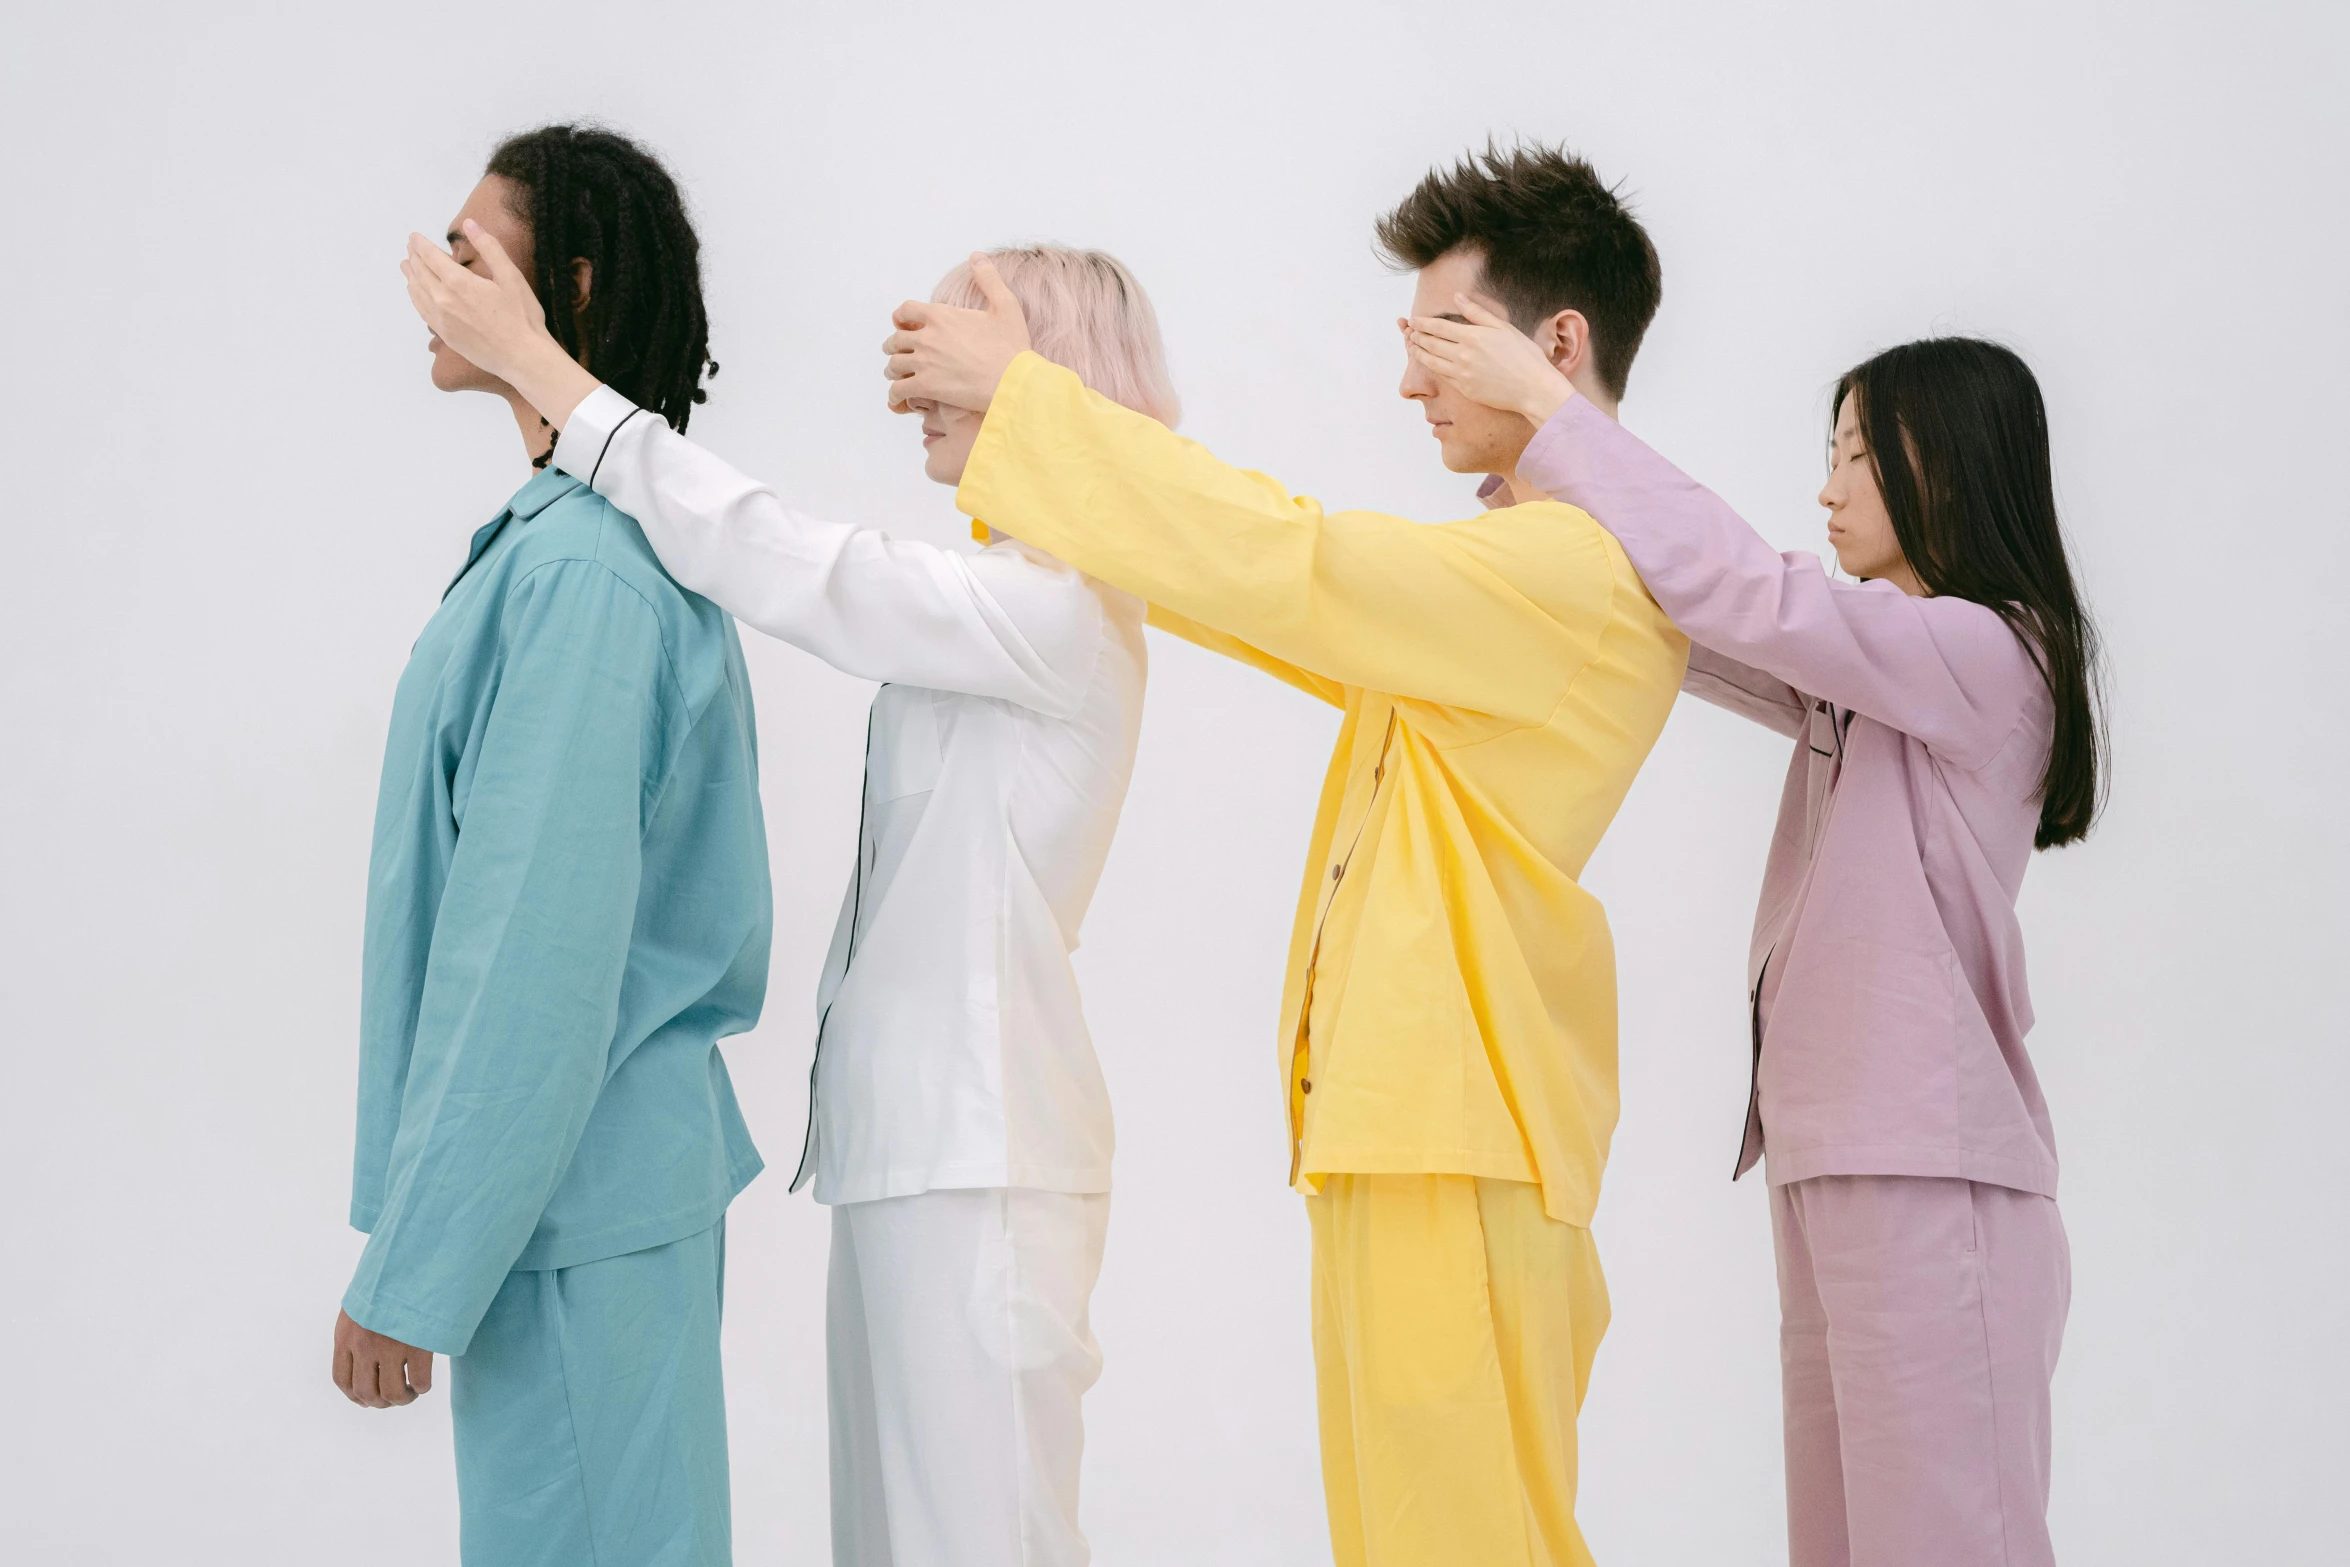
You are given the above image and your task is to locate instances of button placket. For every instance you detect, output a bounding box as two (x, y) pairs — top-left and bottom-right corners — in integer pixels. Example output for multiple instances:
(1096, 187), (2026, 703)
(1287, 707), (1400, 1184)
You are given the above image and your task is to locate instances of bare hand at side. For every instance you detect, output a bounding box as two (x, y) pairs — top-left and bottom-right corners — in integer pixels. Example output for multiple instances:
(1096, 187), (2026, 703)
(332, 1309), (434, 1409)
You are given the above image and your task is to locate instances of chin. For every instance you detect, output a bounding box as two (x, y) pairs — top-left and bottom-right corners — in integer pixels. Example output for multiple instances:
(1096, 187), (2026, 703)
(1436, 441), (1503, 476)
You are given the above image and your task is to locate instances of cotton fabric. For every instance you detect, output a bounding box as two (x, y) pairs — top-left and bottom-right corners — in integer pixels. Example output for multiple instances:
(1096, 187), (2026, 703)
(1517, 402), (2060, 1195)
(826, 1187), (1111, 1567)
(1773, 1176), (2068, 1567)
(1309, 1175), (1608, 1567)
(452, 1220), (732, 1567)
(957, 353), (1689, 1227)
(345, 467), (769, 1356)
(555, 389), (1145, 1205)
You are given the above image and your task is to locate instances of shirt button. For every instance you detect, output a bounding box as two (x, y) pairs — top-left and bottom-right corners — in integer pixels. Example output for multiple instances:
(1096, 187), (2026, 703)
(1330, 864), (1343, 881)
(1300, 1079), (1312, 1093)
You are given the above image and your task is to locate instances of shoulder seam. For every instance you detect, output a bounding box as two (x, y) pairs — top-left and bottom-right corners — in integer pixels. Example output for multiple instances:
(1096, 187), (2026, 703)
(505, 552), (692, 719)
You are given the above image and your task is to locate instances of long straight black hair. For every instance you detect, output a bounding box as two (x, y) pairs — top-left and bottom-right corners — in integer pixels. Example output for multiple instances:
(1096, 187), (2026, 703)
(1835, 338), (2106, 848)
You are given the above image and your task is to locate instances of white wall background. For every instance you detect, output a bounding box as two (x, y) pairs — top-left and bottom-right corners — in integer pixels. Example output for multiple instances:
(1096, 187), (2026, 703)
(2, 2), (2343, 1562)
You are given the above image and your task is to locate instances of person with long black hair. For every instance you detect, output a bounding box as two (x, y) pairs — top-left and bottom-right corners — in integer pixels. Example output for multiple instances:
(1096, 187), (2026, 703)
(1406, 309), (2102, 1566)
(333, 125), (764, 1566)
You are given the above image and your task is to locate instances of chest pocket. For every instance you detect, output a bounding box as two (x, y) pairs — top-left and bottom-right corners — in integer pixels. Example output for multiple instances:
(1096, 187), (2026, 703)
(866, 685), (945, 804)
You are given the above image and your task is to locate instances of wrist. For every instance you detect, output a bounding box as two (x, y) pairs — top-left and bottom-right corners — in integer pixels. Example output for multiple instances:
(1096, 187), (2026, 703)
(1520, 375), (1576, 428)
(511, 339), (603, 432)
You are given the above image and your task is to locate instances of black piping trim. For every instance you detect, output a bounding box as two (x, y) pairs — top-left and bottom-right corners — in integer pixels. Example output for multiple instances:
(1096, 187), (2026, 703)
(588, 405), (645, 489)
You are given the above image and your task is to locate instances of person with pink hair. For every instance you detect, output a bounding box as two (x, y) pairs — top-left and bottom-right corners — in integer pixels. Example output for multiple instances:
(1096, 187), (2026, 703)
(405, 233), (1179, 1567)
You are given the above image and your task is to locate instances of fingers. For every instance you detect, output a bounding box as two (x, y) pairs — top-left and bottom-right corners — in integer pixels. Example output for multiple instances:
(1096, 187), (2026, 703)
(1409, 342), (1467, 386)
(969, 254), (1025, 322)
(1453, 292), (1512, 328)
(881, 327), (925, 357)
(892, 300), (934, 330)
(462, 219), (523, 286)
(346, 1350), (387, 1408)
(402, 260), (447, 332)
(1406, 315), (1471, 345)
(407, 233), (470, 287)
(380, 1352), (417, 1407)
(407, 1349), (434, 1397)
(887, 370), (935, 408)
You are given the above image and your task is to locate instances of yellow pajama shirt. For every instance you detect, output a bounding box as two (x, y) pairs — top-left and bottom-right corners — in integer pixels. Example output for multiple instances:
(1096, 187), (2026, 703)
(958, 355), (1686, 1564)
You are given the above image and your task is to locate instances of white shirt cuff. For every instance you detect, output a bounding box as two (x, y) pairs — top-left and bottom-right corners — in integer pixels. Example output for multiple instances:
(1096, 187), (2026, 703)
(552, 384), (647, 493)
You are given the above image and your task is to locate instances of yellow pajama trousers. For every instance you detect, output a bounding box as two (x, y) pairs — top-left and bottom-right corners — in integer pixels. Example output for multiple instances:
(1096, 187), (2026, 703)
(1309, 1175), (1609, 1567)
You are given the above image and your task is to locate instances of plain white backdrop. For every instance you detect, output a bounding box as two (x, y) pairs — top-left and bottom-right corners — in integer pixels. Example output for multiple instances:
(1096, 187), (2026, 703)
(2, 2), (2344, 1562)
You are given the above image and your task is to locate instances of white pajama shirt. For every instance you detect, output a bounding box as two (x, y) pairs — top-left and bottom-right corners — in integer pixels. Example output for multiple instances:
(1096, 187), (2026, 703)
(554, 388), (1144, 1567)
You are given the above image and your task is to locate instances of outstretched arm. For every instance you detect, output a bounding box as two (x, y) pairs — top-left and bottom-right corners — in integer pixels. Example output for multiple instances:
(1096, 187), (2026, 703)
(1411, 300), (2034, 765)
(884, 261), (1614, 726)
(409, 228), (1104, 714)
(554, 390), (1105, 716)
(947, 355), (1607, 725)
(1514, 402), (2031, 764)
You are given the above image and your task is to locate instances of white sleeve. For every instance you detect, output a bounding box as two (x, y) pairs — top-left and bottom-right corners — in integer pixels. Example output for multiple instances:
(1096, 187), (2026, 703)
(553, 385), (1103, 716)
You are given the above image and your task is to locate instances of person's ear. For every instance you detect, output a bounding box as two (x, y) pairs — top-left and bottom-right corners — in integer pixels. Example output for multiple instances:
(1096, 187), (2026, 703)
(570, 258), (593, 316)
(1537, 308), (1591, 377)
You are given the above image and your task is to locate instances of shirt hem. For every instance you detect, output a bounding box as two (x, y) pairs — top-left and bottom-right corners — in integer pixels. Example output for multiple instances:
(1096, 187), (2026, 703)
(1295, 1146), (1594, 1225)
(813, 1158), (1113, 1207)
(1762, 1142), (2058, 1198)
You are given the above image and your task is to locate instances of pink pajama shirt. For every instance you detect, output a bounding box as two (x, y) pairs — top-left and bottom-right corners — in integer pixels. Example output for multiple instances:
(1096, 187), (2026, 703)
(1515, 403), (2071, 1565)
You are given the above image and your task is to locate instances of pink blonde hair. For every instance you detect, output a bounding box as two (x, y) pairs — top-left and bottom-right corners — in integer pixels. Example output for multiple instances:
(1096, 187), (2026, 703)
(934, 245), (1181, 426)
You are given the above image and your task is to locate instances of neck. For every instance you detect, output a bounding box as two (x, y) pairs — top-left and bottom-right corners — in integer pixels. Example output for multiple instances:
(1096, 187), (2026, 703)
(508, 392), (555, 469)
(1499, 371), (1618, 504)
(1881, 560), (1930, 598)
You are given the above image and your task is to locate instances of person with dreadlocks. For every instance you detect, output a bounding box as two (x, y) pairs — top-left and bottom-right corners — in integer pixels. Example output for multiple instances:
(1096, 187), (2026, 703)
(336, 124), (766, 1566)
(407, 231), (1180, 1567)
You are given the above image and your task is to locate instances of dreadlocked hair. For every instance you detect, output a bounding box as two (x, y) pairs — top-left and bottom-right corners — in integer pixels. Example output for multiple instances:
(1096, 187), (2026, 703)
(486, 124), (718, 436)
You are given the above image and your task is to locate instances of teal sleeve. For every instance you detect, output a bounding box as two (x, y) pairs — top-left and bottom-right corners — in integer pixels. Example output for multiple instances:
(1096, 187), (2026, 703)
(343, 560), (675, 1355)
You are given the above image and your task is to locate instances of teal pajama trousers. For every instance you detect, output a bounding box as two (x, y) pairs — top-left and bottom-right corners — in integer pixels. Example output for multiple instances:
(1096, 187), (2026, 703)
(451, 1221), (731, 1566)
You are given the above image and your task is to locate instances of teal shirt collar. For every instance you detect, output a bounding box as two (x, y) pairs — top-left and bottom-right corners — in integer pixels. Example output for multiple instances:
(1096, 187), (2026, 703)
(446, 468), (586, 598)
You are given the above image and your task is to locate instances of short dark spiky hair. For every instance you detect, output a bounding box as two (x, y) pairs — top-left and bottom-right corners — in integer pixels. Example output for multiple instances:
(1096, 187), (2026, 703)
(1376, 141), (1662, 400)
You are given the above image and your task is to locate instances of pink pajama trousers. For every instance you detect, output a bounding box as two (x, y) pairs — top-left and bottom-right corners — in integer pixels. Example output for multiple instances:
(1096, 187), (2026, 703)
(1771, 1174), (2069, 1567)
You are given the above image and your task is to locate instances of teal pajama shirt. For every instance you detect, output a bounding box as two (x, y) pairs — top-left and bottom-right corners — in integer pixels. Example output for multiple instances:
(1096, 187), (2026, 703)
(345, 468), (771, 1564)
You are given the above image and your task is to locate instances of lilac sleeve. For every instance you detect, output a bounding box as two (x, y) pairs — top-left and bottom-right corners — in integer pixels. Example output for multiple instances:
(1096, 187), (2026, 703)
(1517, 400), (2035, 768)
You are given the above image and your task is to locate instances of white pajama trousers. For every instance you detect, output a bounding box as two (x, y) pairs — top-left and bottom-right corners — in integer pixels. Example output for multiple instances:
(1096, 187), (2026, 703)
(828, 1186), (1112, 1567)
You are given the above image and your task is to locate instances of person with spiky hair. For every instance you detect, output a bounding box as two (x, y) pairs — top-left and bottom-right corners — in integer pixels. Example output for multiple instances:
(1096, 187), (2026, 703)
(336, 125), (768, 1565)
(885, 142), (1680, 1567)
(1408, 313), (2100, 1567)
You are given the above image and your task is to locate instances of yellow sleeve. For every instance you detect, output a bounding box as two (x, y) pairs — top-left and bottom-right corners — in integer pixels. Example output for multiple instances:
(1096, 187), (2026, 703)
(957, 353), (1610, 726)
(1143, 604), (1347, 707)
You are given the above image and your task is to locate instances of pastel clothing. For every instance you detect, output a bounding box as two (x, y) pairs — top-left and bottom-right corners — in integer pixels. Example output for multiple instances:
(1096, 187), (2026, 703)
(345, 468), (769, 1356)
(1774, 1176), (2068, 1567)
(827, 1187), (1111, 1567)
(958, 353), (1689, 1227)
(555, 388), (1146, 1205)
(453, 1221), (732, 1566)
(1518, 399), (2060, 1196)
(1310, 1176), (1608, 1567)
